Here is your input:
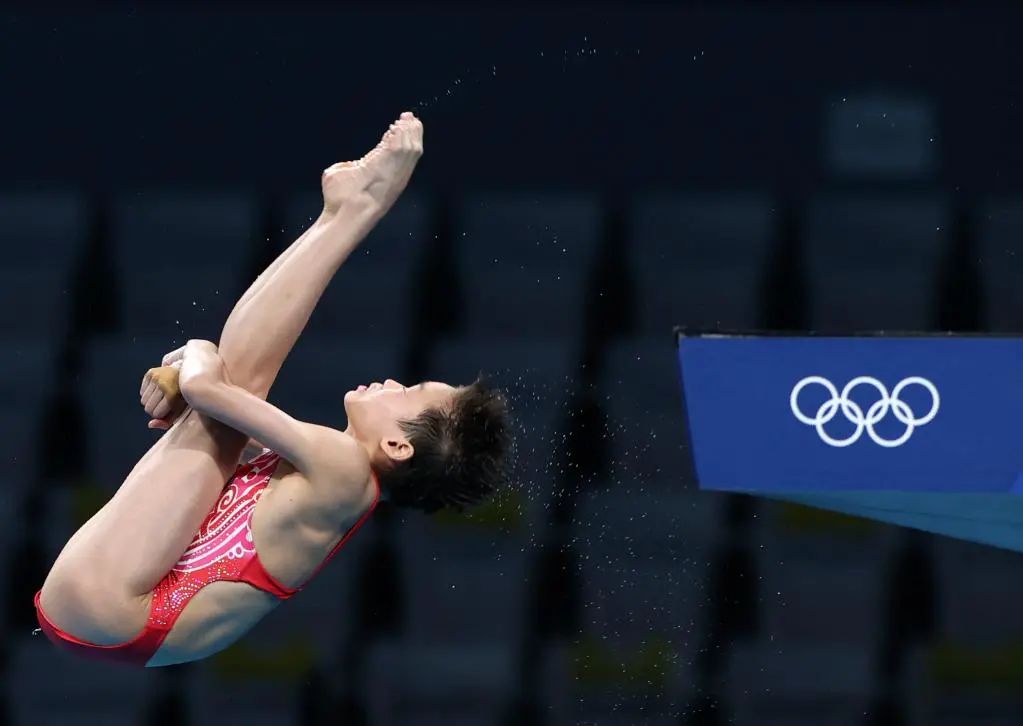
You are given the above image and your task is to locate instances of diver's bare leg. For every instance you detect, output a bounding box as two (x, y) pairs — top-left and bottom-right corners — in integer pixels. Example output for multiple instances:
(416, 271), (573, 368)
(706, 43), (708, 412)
(38, 114), (423, 642)
(218, 111), (423, 399)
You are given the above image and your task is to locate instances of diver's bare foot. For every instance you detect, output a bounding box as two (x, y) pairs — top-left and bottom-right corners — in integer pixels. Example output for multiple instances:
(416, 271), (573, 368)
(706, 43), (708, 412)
(321, 111), (424, 217)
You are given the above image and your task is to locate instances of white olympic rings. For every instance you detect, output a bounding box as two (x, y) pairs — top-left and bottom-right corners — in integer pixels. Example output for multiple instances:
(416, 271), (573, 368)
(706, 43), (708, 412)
(789, 376), (940, 448)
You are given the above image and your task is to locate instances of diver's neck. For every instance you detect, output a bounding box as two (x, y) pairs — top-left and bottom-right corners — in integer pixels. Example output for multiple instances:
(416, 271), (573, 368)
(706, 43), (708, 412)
(344, 426), (386, 480)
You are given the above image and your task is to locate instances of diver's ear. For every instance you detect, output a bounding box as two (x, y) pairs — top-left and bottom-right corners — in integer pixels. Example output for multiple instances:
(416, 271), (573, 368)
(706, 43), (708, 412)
(380, 436), (414, 463)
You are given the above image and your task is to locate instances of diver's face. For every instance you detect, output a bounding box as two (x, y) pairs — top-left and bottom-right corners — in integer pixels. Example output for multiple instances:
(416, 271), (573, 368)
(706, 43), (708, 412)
(343, 378), (457, 446)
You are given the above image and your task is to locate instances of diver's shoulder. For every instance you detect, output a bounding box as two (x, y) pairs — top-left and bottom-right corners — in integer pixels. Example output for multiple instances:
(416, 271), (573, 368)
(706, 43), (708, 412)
(289, 429), (373, 518)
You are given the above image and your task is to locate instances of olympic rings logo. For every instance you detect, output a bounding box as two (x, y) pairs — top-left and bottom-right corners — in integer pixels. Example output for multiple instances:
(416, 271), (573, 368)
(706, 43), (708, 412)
(789, 376), (940, 448)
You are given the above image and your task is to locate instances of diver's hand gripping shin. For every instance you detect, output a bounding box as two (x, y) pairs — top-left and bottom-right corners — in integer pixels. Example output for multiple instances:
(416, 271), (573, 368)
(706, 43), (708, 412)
(140, 363), (186, 430)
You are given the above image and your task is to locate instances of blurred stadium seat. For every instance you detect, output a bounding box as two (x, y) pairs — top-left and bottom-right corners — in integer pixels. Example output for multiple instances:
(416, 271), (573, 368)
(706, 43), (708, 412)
(977, 196), (1023, 332)
(754, 500), (896, 646)
(82, 337), (170, 491)
(723, 640), (874, 725)
(627, 192), (776, 334)
(598, 337), (687, 487)
(363, 639), (517, 725)
(0, 340), (59, 501)
(568, 486), (721, 723)
(452, 192), (603, 342)
(803, 194), (949, 331)
(931, 536), (1023, 646)
(109, 191), (259, 337)
(0, 192), (88, 339)
(38, 487), (78, 565)
(0, 410), (42, 513)
(903, 638), (1023, 726)
(186, 660), (305, 725)
(395, 512), (532, 646)
(0, 340), (57, 412)
(6, 632), (152, 725)
(574, 487), (720, 647)
(0, 500), (13, 626)
(425, 334), (578, 389)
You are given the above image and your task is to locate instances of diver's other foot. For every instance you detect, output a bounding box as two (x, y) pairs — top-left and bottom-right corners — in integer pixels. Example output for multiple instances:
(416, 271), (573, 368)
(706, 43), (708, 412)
(321, 112), (424, 217)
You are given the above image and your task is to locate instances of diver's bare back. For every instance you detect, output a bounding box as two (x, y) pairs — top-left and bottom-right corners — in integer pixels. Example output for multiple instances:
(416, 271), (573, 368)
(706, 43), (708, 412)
(149, 441), (372, 666)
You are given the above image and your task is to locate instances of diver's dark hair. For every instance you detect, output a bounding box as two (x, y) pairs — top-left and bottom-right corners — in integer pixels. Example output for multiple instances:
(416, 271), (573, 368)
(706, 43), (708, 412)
(380, 375), (512, 514)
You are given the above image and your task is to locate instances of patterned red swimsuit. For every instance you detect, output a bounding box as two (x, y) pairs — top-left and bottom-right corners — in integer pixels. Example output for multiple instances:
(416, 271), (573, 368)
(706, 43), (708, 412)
(34, 449), (379, 667)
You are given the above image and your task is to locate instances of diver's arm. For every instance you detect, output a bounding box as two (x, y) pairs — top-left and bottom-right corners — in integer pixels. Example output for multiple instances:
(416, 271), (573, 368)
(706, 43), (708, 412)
(177, 340), (364, 491)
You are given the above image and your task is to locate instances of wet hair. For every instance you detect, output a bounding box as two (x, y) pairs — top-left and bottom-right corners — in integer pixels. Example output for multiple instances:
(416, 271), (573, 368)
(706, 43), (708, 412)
(380, 375), (512, 514)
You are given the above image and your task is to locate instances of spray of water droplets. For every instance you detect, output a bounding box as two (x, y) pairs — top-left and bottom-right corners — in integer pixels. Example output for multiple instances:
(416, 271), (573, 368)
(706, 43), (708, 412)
(423, 350), (724, 719)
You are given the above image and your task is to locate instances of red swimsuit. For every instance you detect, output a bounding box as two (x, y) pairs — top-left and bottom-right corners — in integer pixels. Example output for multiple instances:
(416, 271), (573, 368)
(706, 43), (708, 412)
(34, 449), (379, 667)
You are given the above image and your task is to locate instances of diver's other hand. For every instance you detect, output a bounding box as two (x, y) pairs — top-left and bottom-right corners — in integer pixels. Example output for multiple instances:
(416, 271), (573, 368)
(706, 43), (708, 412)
(141, 360), (185, 430)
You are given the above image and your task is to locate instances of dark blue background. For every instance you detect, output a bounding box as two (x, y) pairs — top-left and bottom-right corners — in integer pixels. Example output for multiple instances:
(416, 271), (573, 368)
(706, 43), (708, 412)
(2, 1), (1022, 194)
(6, 3), (1023, 725)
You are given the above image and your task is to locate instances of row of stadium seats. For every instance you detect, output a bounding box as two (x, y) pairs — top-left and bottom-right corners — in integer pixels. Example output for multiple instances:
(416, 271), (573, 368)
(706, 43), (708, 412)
(4, 191), (1023, 345)
(7, 520), (1021, 725)
(0, 334), (684, 499)
(3, 636), (876, 725)
(7, 638), (1010, 726)
(17, 489), (941, 657)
